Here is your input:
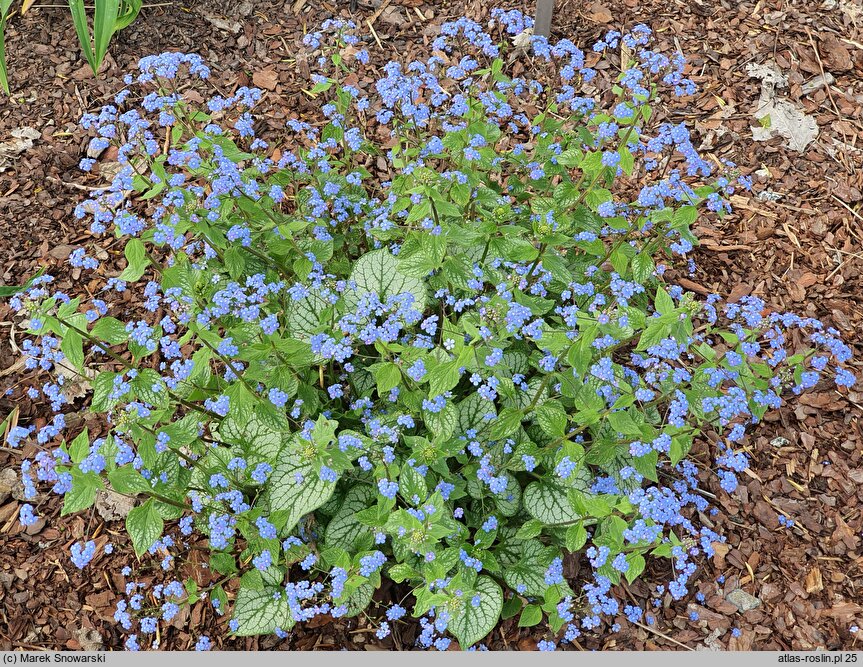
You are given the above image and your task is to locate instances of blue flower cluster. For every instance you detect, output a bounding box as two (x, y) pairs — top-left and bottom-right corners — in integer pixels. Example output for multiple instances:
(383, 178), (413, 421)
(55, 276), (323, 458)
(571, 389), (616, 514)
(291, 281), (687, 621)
(6, 8), (857, 652)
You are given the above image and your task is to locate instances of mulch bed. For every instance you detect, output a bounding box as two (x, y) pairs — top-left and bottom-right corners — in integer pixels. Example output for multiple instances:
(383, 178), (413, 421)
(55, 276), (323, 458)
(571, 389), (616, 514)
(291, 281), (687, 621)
(1, 0), (862, 651)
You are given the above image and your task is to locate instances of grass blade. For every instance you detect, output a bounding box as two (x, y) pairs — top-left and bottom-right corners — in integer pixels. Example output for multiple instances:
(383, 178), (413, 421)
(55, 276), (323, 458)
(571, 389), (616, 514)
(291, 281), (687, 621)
(0, 267), (45, 297)
(68, 0), (96, 73)
(114, 0), (141, 30)
(0, 0), (14, 95)
(93, 0), (119, 72)
(0, 17), (8, 95)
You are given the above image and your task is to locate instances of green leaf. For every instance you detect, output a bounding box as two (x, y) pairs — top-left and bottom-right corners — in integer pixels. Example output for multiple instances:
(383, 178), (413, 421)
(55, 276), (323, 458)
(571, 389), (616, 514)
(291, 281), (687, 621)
(631, 449), (659, 483)
(555, 149), (582, 167)
(523, 479), (581, 525)
(310, 78), (333, 94)
(400, 465), (428, 502)
(324, 485), (374, 552)
(671, 205), (698, 230)
(609, 243), (630, 275)
(501, 595), (523, 620)
(618, 145), (634, 176)
(500, 351), (530, 379)
(570, 490), (614, 518)
(131, 368), (169, 409)
(501, 541), (564, 598)
(91, 371), (118, 411)
(580, 150), (603, 175)
(490, 236), (538, 262)
(348, 368), (374, 399)
(493, 473), (522, 518)
(160, 255), (197, 301)
(108, 466), (151, 495)
(607, 410), (642, 436)
(424, 402), (457, 439)
(211, 553), (238, 576)
(539, 252), (572, 284)
(126, 499), (164, 556)
(565, 522), (588, 552)
(219, 402), (287, 463)
(567, 328), (596, 376)
(514, 519), (543, 540)
(632, 252), (655, 283)
(240, 569), (264, 590)
(119, 238), (149, 282)
(371, 363), (401, 396)
(387, 563), (417, 584)
(397, 242), (438, 278)
(536, 402), (566, 438)
(597, 515), (628, 551)
(449, 576), (502, 649)
(267, 452), (337, 533)
(61, 470), (102, 515)
(636, 314), (674, 352)
(489, 407), (522, 441)
(90, 316), (129, 345)
(654, 285), (675, 315)
(427, 360), (461, 396)
(343, 582), (375, 616)
(184, 578), (199, 605)
(348, 249), (427, 312)
(287, 293), (328, 340)
(518, 604), (543, 628)
(60, 330), (85, 372)
(232, 585), (294, 636)
(59, 298), (84, 320)
(404, 199), (431, 225)
(68, 428), (89, 464)
(625, 554), (646, 584)
(457, 392), (496, 438)
(224, 246), (246, 280)
(669, 435), (692, 467)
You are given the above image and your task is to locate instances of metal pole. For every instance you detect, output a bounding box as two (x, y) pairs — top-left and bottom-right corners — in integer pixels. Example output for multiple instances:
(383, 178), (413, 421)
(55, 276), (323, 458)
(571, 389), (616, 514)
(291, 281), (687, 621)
(534, 0), (555, 37)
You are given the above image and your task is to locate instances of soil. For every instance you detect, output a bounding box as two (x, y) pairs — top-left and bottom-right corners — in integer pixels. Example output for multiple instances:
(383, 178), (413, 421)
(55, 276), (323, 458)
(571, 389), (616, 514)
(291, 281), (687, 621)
(1, 0), (862, 652)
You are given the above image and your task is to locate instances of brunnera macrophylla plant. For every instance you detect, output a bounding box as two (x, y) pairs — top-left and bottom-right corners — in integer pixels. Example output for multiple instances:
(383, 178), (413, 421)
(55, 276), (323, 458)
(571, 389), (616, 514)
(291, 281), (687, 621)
(7, 10), (856, 651)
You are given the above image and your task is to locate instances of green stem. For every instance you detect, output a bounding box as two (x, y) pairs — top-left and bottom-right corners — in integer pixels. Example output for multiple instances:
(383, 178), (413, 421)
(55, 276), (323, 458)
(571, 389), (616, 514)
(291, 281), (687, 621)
(54, 314), (221, 421)
(525, 373), (553, 412)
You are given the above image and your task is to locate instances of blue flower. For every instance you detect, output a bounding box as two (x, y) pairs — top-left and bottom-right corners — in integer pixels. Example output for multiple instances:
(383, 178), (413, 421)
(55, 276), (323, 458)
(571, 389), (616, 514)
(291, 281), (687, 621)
(70, 540), (96, 569)
(386, 604), (406, 621)
(19, 504), (38, 526)
(378, 479), (399, 499)
(544, 557), (564, 586)
(407, 359), (426, 382)
(359, 551), (386, 576)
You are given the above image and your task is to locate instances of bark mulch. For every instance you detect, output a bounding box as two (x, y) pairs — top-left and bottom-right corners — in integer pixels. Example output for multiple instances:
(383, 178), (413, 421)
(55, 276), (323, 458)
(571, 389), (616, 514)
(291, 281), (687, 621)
(1, 0), (862, 652)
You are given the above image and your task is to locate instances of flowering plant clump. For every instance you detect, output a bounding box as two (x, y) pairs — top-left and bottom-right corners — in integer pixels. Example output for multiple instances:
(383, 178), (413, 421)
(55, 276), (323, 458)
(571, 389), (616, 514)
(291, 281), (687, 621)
(8, 11), (856, 650)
